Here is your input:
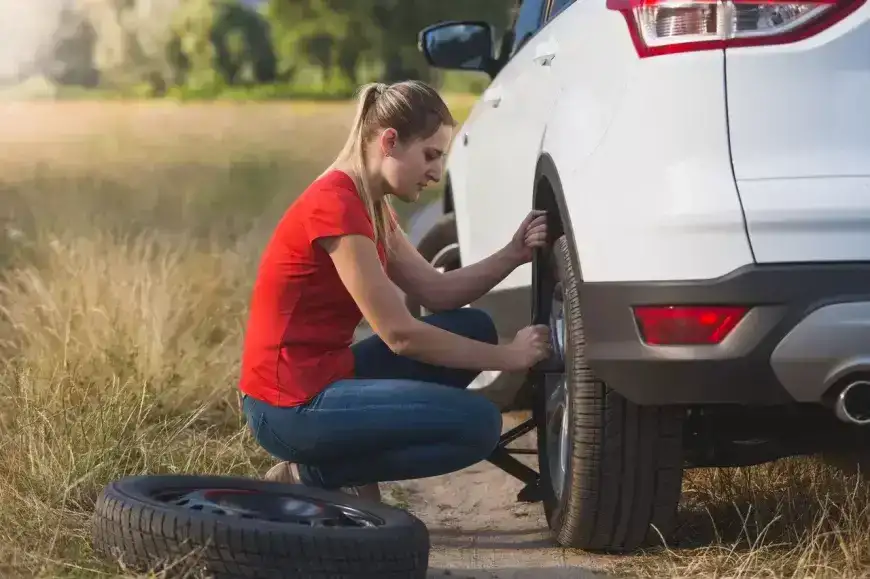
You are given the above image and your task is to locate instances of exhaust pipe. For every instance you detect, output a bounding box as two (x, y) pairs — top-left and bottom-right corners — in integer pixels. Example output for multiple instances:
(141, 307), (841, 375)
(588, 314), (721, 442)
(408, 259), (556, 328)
(834, 380), (870, 425)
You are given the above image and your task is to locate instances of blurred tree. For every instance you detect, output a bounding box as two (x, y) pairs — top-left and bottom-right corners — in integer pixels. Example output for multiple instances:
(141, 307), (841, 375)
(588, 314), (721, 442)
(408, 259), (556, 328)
(211, 1), (277, 84)
(22, 0), (513, 96)
(39, 4), (101, 88)
(266, 0), (368, 86)
(168, 0), (220, 90)
(76, 0), (179, 91)
(266, 0), (511, 86)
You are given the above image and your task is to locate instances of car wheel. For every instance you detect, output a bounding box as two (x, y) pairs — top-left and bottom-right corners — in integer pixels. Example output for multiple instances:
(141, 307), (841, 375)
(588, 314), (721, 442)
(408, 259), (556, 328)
(91, 474), (430, 579)
(533, 235), (685, 552)
(405, 212), (461, 318)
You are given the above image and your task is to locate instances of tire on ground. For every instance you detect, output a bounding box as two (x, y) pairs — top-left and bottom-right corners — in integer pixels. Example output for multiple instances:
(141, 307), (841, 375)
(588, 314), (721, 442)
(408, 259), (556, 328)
(91, 475), (430, 579)
(534, 235), (685, 553)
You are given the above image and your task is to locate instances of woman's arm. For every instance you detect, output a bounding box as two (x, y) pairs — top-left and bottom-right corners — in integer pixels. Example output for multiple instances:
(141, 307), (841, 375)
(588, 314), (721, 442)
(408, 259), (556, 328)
(387, 231), (521, 312)
(387, 210), (548, 312)
(318, 233), (548, 371)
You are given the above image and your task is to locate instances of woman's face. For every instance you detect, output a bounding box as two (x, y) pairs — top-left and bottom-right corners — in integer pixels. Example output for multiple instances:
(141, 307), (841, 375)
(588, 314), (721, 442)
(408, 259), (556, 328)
(378, 124), (454, 203)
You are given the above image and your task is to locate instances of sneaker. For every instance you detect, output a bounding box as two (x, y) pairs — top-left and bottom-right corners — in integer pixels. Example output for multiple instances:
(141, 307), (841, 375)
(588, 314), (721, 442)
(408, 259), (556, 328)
(263, 461), (301, 484)
(265, 462), (381, 503)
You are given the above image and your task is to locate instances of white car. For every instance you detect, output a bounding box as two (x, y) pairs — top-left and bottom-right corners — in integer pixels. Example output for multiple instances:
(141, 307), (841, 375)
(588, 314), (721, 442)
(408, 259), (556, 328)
(415, 0), (870, 553)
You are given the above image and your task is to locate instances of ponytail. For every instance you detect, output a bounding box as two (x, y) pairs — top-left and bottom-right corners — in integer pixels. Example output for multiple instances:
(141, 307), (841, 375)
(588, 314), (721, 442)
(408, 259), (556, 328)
(325, 80), (456, 252)
(325, 83), (395, 251)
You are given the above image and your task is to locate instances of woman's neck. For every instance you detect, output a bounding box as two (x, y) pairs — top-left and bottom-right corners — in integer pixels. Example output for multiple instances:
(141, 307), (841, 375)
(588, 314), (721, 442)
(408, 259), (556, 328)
(334, 161), (387, 201)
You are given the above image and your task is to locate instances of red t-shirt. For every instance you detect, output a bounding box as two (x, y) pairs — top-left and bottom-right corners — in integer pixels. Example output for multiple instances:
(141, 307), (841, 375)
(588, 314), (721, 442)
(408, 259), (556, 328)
(239, 169), (393, 406)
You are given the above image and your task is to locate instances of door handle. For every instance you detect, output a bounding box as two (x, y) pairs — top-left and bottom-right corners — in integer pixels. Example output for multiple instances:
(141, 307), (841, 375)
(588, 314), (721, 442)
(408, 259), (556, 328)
(533, 40), (558, 66)
(533, 52), (556, 66)
(482, 85), (503, 108)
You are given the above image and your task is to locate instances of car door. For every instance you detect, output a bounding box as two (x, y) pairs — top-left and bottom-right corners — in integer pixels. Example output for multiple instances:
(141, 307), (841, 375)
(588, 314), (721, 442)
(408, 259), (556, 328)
(458, 0), (567, 292)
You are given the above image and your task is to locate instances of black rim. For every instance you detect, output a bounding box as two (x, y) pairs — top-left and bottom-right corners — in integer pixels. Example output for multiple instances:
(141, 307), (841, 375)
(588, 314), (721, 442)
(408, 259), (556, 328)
(153, 488), (385, 528)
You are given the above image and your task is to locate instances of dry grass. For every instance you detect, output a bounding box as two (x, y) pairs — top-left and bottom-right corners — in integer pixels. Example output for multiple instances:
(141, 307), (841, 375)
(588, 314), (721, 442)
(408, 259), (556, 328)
(612, 460), (870, 578)
(0, 97), (868, 578)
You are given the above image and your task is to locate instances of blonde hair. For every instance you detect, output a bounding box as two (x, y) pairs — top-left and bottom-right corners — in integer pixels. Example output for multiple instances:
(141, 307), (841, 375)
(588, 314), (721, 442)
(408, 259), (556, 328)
(326, 80), (456, 250)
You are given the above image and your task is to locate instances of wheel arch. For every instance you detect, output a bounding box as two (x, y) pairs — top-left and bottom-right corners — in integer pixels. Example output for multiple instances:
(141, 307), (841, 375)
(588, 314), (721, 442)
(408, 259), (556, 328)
(443, 174), (454, 214)
(532, 153), (583, 324)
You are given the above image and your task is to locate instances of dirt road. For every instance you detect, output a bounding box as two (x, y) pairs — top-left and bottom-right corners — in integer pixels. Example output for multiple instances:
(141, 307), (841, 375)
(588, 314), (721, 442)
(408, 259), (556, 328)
(352, 326), (618, 578)
(381, 412), (619, 579)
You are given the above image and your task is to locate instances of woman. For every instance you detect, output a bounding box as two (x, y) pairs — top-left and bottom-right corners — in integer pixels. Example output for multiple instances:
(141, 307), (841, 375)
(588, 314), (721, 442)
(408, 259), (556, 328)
(239, 80), (551, 502)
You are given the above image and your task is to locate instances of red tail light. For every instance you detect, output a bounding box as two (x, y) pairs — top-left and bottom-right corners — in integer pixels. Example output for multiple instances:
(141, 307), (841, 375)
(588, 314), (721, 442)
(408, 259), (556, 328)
(633, 305), (749, 345)
(606, 0), (865, 57)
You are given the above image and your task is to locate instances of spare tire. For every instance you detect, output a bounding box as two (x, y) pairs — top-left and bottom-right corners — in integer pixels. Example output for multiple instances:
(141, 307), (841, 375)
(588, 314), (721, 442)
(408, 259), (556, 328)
(91, 474), (430, 579)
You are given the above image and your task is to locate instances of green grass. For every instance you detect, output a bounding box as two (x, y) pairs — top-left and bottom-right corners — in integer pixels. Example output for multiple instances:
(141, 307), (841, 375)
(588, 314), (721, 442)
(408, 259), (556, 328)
(0, 95), (868, 578)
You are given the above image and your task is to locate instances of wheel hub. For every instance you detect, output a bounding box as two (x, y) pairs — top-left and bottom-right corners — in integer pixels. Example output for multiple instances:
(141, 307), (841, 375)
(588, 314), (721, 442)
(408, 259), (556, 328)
(154, 488), (383, 528)
(545, 282), (571, 500)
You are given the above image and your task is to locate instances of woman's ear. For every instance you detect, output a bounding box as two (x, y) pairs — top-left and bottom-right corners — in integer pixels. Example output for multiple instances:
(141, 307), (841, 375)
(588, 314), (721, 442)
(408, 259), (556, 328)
(380, 128), (399, 157)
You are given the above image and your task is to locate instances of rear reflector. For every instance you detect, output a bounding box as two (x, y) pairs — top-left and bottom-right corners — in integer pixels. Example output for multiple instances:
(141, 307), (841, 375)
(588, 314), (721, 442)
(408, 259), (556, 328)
(633, 305), (749, 345)
(606, 0), (865, 57)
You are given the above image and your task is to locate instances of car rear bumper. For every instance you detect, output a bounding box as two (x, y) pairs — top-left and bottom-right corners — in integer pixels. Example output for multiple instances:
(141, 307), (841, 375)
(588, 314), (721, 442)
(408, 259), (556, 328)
(580, 263), (870, 406)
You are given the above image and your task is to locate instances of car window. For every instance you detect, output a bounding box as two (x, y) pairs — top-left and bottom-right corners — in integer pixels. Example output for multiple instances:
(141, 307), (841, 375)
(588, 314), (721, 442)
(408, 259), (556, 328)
(549, 0), (576, 20)
(510, 0), (548, 56)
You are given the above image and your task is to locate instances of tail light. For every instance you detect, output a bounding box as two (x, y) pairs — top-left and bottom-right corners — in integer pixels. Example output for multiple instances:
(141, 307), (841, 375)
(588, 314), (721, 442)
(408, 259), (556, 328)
(633, 305), (749, 345)
(606, 0), (865, 57)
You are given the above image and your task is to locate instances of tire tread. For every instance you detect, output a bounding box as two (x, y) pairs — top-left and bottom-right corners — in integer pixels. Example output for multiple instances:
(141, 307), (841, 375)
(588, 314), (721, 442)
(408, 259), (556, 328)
(91, 478), (429, 579)
(538, 236), (684, 553)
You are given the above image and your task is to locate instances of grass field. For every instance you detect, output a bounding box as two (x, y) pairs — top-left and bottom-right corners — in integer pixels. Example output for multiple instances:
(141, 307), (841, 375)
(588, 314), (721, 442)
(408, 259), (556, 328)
(0, 96), (868, 578)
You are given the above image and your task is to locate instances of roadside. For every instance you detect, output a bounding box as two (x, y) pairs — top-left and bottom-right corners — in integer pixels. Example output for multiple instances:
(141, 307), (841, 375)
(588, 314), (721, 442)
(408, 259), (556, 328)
(382, 412), (621, 579)
(351, 325), (619, 577)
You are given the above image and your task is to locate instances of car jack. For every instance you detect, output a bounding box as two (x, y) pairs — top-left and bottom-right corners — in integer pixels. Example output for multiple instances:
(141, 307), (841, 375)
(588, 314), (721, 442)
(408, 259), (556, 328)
(486, 416), (544, 503)
(484, 266), (564, 504)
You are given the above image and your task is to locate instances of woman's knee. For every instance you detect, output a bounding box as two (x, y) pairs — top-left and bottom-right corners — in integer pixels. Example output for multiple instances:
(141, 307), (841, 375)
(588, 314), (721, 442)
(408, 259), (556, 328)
(426, 307), (499, 345)
(461, 394), (503, 459)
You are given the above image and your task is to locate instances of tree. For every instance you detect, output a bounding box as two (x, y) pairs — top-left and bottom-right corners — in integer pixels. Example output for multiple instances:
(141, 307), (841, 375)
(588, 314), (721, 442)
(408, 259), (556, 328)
(266, 0), (512, 86)
(76, 0), (180, 90)
(266, 0), (373, 86)
(211, 1), (277, 85)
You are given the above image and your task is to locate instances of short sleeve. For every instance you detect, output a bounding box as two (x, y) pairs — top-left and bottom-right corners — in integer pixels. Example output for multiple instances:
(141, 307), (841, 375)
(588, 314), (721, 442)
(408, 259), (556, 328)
(304, 188), (375, 245)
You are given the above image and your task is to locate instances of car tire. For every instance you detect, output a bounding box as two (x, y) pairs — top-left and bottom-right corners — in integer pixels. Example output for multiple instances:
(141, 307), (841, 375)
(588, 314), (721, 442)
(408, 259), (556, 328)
(534, 235), (685, 553)
(91, 474), (430, 579)
(405, 212), (461, 317)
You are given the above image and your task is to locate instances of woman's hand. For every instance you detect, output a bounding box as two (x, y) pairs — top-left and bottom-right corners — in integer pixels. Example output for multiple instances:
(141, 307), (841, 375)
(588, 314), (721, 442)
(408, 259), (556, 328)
(502, 324), (551, 371)
(506, 210), (548, 266)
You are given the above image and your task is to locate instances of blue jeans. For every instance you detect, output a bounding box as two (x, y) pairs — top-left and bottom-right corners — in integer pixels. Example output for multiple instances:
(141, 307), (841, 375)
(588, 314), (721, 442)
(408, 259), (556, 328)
(242, 308), (503, 489)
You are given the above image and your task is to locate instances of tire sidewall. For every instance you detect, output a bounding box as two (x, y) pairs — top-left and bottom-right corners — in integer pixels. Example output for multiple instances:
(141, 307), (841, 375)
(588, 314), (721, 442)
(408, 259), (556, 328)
(536, 236), (578, 531)
(101, 474), (421, 538)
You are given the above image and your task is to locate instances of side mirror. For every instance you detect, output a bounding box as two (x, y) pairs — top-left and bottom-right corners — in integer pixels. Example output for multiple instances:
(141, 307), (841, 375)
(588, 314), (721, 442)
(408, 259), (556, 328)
(419, 21), (497, 77)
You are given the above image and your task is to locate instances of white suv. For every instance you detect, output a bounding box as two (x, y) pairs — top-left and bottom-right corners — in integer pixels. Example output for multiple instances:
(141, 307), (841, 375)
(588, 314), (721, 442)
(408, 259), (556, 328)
(415, 0), (870, 554)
